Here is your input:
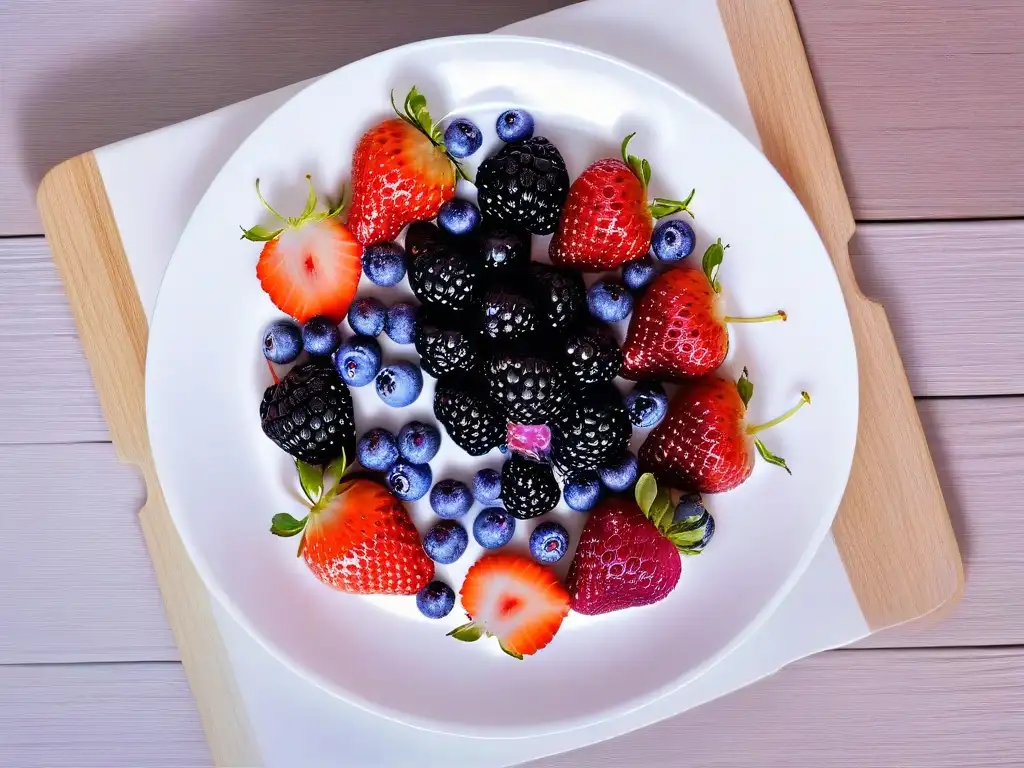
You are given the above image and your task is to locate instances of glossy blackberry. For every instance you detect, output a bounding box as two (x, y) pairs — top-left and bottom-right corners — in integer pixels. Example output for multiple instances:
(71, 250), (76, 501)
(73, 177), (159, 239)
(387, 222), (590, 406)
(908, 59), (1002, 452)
(404, 221), (449, 260)
(414, 311), (481, 378)
(528, 263), (587, 332)
(259, 360), (356, 465)
(476, 137), (570, 235)
(479, 286), (539, 343)
(559, 325), (623, 387)
(476, 219), (531, 273)
(408, 246), (481, 313)
(551, 385), (632, 472)
(433, 374), (506, 457)
(500, 454), (561, 520)
(485, 352), (570, 425)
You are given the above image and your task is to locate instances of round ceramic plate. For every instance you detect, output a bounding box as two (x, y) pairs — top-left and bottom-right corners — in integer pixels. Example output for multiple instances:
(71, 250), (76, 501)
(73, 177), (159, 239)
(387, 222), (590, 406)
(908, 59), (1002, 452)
(146, 34), (858, 738)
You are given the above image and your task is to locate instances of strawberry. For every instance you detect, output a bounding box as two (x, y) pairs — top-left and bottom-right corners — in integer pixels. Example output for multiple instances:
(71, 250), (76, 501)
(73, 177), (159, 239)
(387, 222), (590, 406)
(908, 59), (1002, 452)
(448, 553), (569, 659)
(567, 473), (712, 615)
(621, 240), (787, 381)
(549, 133), (694, 271)
(638, 368), (811, 494)
(241, 175), (362, 324)
(347, 87), (461, 246)
(270, 455), (434, 595)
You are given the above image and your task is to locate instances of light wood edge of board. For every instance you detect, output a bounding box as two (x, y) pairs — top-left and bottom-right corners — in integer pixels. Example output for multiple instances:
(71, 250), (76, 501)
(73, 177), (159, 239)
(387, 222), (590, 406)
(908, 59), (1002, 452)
(718, 0), (964, 631)
(36, 153), (262, 768)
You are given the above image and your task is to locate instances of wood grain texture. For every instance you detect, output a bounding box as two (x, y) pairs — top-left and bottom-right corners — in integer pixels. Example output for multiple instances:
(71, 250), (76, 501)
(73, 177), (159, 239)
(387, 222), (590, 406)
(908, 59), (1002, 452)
(6, 650), (1024, 768)
(792, 0), (1024, 220)
(37, 156), (259, 768)
(720, 0), (961, 633)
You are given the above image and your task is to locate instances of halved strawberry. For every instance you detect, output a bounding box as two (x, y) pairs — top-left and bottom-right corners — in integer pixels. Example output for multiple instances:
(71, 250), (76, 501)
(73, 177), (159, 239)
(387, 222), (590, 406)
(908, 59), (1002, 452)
(449, 553), (570, 659)
(241, 175), (362, 324)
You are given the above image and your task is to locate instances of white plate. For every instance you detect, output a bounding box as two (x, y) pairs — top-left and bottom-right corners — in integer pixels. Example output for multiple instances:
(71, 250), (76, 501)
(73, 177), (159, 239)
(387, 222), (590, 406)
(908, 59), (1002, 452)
(146, 34), (858, 738)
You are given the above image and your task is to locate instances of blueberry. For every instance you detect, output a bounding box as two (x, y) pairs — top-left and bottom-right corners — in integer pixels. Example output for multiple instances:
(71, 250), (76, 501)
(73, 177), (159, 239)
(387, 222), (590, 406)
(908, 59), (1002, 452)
(430, 479), (473, 519)
(423, 519), (469, 564)
(672, 494), (716, 552)
(495, 108), (535, 143)
(472, 468), (502, 503)
(356, 427), (399, 472)
(598, 452), (639, 492)
(262, 319), (302, 364)
(386, 460), (432, 501)
(416, 580), (456, 619)
(673, 494), (706, 523)
(362, 243), (407, 287)
(437, 199), (481, 237)
(587, 280), (633, 323)
(444, 118), (483, 159)
(397, 420), (441, 463)
(334, 335), (381, 386)
(302, 315), (342, 356)
(385, 302), (418, 345)
(652, 219), (696, 263)
(473, 506), (516, 549)
(563, 470), (602, 512)
(625, 383), (669, 428)
(529, 521), (569, 564)
(375, 362), (423, 407)
(622, 257), (657, 292)
(347, 297), (387, 337)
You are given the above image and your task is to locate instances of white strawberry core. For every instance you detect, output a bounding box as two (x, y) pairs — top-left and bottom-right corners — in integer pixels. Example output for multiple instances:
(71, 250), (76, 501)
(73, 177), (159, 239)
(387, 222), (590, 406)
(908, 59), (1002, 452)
(475, 573), (548, 639)
(276, 226), (344, 288)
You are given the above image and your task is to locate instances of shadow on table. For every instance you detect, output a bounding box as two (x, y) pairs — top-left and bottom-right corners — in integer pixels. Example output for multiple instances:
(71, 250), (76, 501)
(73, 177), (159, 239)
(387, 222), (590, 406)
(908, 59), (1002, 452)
(15, 0), (571, 187)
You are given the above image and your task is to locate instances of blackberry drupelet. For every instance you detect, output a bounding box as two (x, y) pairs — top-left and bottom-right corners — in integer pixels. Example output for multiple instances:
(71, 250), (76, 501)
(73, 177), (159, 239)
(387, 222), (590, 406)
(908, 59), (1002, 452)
(433, 374), (506, 456)
(551, 384), (632, 472)
(485, 352), (569, 425)
(479, 286), (539, 344)
(260, 359), (356, 465)
(408, 246), (481, 313)
(476, 137), (570, 235)
(501, 454), (561, 520)
(559, 325), (623, 387)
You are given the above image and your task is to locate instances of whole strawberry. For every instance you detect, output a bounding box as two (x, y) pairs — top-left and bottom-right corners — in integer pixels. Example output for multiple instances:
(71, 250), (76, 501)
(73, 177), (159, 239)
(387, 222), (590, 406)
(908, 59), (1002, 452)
(347, 87), (462, 246)
(621, 240), (787, 381)
(549, 133), (694, 271)
(638, 368), (810, 493)
(567, 473), (712, 615)
(270, 455), (434, 594)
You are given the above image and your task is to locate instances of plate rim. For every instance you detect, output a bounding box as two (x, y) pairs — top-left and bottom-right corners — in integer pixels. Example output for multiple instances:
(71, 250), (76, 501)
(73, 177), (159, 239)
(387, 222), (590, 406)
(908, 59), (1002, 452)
(145, 31), (860, 739)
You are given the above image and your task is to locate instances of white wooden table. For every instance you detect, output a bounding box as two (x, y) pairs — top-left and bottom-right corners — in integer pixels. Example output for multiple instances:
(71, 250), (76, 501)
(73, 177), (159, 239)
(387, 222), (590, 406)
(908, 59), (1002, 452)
(2, 1), (1024, 765)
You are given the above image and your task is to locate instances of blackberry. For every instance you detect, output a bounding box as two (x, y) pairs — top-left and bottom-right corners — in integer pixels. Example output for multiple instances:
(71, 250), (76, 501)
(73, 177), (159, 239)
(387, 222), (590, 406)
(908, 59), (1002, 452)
(559, 325), (623, 387)
(433, 374), (506, 456)
(260, 359), (356, 465)
(476, 137), (570, 235)
(408, 247), (480, 313)
(485, 352), (570, 425)
(415, 312), (481, 378)
(551, 385), (632, 472)
(529, 263), (587, 332)
(501, 454), (561, 520)
(475, 219), (531, 273)
(404, 221), (450, 260)
(479, 286), (539, 343)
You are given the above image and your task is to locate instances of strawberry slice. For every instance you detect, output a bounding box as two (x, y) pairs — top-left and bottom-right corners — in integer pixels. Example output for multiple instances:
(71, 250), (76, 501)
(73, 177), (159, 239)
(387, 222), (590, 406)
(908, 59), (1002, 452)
(450, 553), (570, 658)
(241, 175), (362, 324)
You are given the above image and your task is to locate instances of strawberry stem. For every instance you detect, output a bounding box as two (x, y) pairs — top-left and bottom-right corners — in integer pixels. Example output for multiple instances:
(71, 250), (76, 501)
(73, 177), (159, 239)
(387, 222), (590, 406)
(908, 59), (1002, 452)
(254, 178), (288, 223)
(724, 310), (788, 324)
(746, 391), (811, 436)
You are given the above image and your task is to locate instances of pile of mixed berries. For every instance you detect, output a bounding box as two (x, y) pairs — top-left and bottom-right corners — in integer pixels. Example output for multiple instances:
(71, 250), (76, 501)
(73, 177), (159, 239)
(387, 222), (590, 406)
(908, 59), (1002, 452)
(253, 88), (809, 660)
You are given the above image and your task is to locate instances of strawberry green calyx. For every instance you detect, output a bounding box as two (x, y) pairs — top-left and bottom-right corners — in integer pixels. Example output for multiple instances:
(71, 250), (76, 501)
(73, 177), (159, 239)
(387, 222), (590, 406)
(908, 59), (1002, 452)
(703, 240), (787, 323)
(736, 368), (812, 475)
(634, 473), (713, 556)
(240, 174), (345, 242)
(391, 86), (470, 182)
(269, 451), (349, 555)
(619, 133), (696, 220)
(447, 622), (523, 660)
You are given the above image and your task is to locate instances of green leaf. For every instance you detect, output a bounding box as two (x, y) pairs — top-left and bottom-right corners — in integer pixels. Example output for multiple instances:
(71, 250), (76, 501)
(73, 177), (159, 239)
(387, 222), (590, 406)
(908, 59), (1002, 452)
(651, 488), (675, 531)
(736, 367), (754, 409)
(405, 86), (427, 120)
(325, 450), (347, 484)
(634, 473), (658, 515)
(620, 132), (649, 188)
(755, 439), (791, 475)
(640, 158), (652, 188)
(297, 174), (318, 222)
(239, 224), (283, 242)
(270, 513), (307, 537)
(499, 641), (524, 660)
(296, 460), (324, 504)
(648, 189), (696, 219)
(701, 238), (727, 293)
(447, 622), (484, 642)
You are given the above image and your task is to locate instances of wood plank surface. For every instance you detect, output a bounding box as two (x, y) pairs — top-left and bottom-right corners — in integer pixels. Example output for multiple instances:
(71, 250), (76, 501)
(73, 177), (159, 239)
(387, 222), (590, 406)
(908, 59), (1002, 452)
(5, 650), (1024, 768)
(0, 396), (1019, 664)
(2, 1), (1022, 233)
